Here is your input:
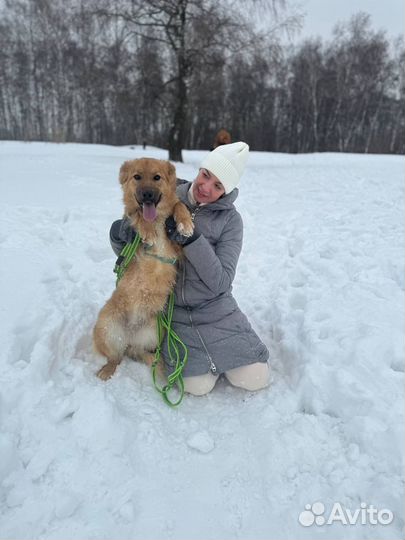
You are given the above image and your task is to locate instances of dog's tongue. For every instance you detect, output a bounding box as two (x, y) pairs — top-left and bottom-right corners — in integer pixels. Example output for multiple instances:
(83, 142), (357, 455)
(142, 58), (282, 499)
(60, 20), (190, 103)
(143, 202), (157, 222)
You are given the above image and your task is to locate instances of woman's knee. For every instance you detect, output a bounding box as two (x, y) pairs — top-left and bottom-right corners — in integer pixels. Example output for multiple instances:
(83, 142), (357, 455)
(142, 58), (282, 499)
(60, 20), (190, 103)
(225, 362), (270, 391)
(183, 372), (218, 396)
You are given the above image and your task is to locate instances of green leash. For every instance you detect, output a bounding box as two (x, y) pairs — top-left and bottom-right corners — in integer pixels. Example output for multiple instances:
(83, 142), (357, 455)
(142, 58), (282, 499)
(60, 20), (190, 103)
(152, 292), (188, 407)
(114, 234), (142, 285)
(113, 233), (188, 406)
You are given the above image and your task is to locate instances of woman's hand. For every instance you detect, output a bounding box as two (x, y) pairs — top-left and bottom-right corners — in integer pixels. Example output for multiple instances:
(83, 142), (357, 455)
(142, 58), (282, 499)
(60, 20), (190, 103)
(110, 217), (137, 256)
(118, 216), (137, 243)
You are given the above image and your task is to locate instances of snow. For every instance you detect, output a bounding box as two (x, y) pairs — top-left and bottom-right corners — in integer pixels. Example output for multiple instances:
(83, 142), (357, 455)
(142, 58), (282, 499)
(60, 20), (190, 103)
(0, 141), (404, 539)
(186, 431), (215, 453)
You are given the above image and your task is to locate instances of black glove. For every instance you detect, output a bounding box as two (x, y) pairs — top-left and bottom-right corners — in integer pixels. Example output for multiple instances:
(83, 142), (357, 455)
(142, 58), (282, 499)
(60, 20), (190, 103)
(110, 217), (137, 256)
(118, 216), (136, 243)
(165, 216), (199, 246)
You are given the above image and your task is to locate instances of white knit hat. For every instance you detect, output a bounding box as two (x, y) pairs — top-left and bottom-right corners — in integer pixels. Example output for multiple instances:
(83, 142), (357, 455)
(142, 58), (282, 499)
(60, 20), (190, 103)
(200, 141), (249, 194)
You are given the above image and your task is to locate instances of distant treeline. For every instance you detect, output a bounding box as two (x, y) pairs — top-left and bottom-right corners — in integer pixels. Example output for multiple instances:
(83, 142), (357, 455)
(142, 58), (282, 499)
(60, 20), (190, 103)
(1, 0), (404, 156)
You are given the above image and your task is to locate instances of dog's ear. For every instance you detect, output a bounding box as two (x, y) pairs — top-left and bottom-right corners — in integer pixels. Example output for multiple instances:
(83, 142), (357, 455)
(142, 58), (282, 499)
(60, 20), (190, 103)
(166, 161), (177, 185)
(119, 161), (133, 185)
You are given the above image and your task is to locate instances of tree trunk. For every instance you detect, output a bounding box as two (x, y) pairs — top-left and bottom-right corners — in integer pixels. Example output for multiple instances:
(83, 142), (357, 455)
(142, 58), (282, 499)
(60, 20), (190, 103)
(168, 74), (187, 162)
(168, 0), (188, 162)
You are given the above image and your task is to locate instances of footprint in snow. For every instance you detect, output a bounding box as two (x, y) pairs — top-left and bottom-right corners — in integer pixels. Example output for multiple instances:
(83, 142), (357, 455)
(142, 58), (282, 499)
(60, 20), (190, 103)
(289, 291), (307, 311)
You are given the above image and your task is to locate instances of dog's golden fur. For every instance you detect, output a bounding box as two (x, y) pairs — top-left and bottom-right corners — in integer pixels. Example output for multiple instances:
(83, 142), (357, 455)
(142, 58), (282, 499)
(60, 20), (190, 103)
(93, 158), (193, 380)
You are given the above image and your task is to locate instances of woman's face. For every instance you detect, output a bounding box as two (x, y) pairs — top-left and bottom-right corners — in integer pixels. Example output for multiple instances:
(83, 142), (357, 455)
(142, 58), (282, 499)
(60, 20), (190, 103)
(192, 168), (225, 204)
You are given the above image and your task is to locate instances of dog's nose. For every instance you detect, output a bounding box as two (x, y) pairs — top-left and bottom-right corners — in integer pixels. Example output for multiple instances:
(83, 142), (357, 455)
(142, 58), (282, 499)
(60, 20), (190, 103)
(137, 187), (161, 206)
(142, 190), (155, 203)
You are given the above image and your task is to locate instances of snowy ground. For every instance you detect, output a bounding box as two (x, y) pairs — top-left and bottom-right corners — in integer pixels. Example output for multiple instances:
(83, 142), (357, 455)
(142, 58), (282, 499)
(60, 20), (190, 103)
(0, 141), (403, 540)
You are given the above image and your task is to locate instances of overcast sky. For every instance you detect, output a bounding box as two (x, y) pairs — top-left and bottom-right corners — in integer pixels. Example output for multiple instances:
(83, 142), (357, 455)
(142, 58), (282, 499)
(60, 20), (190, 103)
(296, 0), (404, 40)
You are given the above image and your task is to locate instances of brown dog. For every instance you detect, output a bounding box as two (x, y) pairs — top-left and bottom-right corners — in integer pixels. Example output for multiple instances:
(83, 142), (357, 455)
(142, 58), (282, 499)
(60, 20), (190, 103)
(93, 158), (194, 380)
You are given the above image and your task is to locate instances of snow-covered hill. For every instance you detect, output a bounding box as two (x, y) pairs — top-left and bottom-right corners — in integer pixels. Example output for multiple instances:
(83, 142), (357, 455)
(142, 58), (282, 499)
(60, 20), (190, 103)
(0, 142), (403, 539)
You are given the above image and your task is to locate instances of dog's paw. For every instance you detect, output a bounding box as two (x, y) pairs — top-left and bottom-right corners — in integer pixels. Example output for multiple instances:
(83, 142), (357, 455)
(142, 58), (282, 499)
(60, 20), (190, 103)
(139, 351), (156, 366)
(97, 363), (117, 381)
(176, 220), (194, 237)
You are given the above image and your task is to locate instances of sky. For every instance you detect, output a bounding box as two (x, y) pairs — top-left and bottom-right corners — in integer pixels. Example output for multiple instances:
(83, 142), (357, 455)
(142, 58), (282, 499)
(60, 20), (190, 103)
(295, 0), (404, 40)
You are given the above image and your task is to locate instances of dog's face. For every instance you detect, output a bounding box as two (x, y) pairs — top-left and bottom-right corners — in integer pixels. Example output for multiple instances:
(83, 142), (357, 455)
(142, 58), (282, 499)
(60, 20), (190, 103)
(119, 158), (177, 223)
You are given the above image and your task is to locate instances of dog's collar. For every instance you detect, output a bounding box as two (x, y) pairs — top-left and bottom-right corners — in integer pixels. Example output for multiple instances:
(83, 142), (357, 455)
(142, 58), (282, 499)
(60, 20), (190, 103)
(142, 244), (177, 265)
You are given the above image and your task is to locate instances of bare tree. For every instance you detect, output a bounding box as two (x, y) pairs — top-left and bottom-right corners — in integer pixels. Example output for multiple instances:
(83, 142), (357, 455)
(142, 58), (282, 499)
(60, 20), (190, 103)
(95, 0), (289, 161)
(0, 1), (403, 155)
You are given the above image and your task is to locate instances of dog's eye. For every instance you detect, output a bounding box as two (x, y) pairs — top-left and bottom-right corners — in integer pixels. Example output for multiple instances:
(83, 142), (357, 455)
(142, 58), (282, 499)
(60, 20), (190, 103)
(153, 175), (161, 181)
(134, 174), (141, 181)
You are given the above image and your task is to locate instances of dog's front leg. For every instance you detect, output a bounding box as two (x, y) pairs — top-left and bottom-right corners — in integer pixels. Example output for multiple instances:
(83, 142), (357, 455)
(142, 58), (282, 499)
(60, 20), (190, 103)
(173, 201), (194, 237)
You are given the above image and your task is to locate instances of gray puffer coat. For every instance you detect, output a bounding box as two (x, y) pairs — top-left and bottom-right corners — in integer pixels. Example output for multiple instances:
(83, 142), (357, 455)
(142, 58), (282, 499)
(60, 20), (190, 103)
(110, 180), (269, 377)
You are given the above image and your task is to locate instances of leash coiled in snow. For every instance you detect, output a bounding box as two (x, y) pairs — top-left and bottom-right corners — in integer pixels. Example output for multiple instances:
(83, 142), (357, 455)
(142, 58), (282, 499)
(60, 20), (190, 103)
(114, 233), (188, 406)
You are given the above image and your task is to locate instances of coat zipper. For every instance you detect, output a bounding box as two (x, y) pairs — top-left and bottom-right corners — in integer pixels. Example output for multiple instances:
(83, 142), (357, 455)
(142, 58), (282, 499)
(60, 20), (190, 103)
(181, 209), (217, 374)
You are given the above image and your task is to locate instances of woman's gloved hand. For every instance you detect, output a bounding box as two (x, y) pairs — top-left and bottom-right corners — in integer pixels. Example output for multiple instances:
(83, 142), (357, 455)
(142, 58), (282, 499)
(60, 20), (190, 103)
(110, 217), (137, 256)
(165, 216), (199, 246)
(118, 216), (136, 243)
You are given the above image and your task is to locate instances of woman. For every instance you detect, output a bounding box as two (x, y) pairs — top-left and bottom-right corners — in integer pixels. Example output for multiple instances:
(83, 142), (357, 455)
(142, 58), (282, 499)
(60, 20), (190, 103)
(110, 142), (270, 395)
